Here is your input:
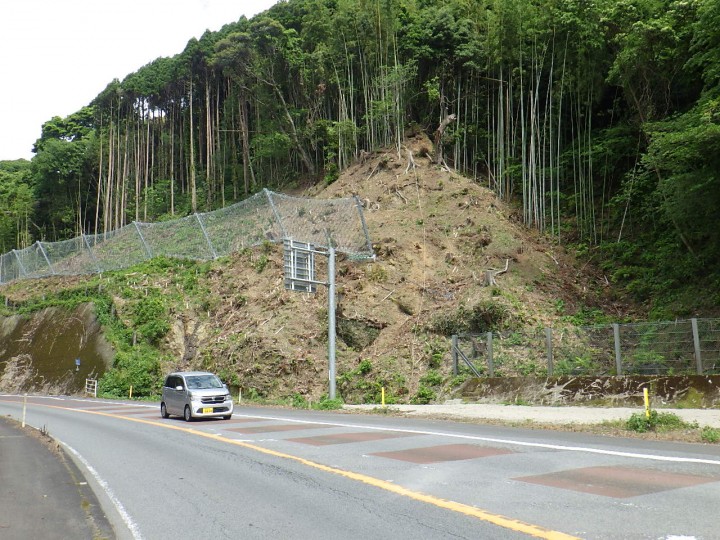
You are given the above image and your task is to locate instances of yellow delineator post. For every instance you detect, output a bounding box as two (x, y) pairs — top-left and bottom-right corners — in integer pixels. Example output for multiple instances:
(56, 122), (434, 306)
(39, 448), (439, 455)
(129, 385), (133, 399)
(643, 387), (650, 418)
(381, 387), (385, 407)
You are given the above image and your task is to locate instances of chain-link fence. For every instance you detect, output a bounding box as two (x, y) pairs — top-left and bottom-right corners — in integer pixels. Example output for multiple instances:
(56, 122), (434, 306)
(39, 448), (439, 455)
(0, 189), (373, 284)
(452, 318), (720, 377)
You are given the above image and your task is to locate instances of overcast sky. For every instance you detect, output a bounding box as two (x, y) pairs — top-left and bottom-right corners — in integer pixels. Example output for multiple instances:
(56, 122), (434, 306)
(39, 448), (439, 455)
(0, 0), (278, 161)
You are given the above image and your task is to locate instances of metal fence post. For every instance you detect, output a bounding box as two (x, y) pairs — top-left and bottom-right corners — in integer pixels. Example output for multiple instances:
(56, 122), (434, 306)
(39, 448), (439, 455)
(486, 332), (494, 377)
(328, 247), (336, 400)
(82, 233), (102, 273)
(37, 241), (55, 276)
(613, 323), (623, 376)
(133, 222), (153, 257)
(264, 188), (288, 239)
(12, 249), (28, 277)
(692, 318), (703, 374)
(195, 213), (218, 259)
(353, 195), (374, 255)
(451, 334), (458, 376)
(545, 327), (554, 377)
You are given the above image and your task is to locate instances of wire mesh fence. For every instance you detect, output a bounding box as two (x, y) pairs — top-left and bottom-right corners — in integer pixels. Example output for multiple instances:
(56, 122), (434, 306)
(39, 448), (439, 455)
(0, 189), (374, 285)
(452, 318), (720, 377)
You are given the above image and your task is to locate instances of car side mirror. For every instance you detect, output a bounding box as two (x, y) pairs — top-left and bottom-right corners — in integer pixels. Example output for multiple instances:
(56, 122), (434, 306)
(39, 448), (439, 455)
(175, 385), (184, 391)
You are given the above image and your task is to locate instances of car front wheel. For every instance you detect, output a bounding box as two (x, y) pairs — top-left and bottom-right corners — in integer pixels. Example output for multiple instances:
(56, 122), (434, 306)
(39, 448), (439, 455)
(161, 402), (169, 419)
(183, 405), (192, 422)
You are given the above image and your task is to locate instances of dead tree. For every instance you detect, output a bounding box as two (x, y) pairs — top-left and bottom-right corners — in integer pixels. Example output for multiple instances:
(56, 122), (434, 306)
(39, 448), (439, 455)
(434, 113), (457, 165)
(483, 258), (510, 287)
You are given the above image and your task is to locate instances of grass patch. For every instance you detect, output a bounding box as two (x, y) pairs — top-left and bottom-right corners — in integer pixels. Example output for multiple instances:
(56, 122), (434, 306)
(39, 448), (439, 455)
(625, 410), (698, 434)
(701, 426), (720, 443)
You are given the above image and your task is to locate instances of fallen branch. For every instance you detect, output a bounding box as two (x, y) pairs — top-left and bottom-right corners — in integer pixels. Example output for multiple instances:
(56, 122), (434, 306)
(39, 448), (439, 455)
(379, 289), (395, 303)
(365, 162), (381, 181)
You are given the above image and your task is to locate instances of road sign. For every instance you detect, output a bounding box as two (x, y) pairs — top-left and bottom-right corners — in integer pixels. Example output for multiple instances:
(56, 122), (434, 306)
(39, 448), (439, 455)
(283, 238), (317, 293)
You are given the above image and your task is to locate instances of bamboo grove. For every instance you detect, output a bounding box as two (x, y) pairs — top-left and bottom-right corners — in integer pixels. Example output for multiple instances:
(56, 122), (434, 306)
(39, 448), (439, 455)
(1, 0), (719, 316)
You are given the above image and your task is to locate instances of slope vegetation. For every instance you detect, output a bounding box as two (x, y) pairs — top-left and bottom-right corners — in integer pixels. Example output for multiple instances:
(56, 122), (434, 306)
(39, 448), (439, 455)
(0, 136), (636, 402)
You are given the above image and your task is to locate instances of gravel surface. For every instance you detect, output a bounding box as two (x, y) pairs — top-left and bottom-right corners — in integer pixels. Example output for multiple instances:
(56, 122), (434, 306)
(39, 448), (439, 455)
(343, 403), (720, 428)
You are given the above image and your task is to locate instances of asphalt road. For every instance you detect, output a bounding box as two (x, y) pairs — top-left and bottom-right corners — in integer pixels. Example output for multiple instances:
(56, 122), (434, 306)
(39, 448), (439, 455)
(1, 394), (720, 539)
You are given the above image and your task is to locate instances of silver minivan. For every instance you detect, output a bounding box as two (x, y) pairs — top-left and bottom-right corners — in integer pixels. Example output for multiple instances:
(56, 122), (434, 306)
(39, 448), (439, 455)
(161, 371), (233, 421)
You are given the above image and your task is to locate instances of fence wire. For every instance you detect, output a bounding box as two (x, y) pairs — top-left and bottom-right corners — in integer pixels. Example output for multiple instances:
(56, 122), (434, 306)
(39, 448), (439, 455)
(453, 318), (720, 377)
(0, 189), (373, 285)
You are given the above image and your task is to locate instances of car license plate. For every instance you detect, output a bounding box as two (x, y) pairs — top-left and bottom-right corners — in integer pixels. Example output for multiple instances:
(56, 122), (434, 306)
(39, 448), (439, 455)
(202, 407), (213, 414)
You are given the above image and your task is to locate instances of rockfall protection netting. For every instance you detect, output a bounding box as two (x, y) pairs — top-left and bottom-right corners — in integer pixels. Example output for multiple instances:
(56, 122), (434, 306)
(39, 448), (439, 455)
(0, 189), (373, 284)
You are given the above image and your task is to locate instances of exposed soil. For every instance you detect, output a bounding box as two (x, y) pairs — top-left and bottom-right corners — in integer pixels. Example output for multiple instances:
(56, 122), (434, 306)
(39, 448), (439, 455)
(0, 134), (640, 402)
(171, 133), (638, 402)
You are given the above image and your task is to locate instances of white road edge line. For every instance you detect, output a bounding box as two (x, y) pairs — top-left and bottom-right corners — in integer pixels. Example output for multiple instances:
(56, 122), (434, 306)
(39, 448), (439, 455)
(61, 442), (144, 540)
(233, 413), (720, 466)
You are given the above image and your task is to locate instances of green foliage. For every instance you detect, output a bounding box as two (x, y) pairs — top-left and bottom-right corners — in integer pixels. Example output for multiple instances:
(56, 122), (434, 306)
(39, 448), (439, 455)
(365, 265), (388, 283)
(254, 254), (269, 273)
(419, 369), (443, 387)
(357, 359), (373, 375)
(554, 355), (601, 376)
(0, 160), (33, 252)
(131, 293), (170, 344)
(411, 386), (436, 405)
(98, 346), (163, 398)
(561, 306), (612, 326)
(5, 0), (720, 323)
(338, 359), (406, 404)
(424, 337), (446, 368)
(429, 301), (513, 336)
(291, 393), (309, 408)
(449, 373), (469, 388)
(312, 395), (344, 410)
(625, 411), (697, 433)
(701, 427), (720, 443)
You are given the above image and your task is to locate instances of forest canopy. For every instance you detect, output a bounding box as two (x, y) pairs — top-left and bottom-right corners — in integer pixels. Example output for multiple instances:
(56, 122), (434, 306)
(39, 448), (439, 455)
(1, 0), (719, 318)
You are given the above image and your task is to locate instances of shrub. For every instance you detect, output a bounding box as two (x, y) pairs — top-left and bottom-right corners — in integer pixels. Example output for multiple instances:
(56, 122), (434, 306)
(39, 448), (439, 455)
(254, 254), (269, 273)
(99, 347), (163, 398)
(357, 359), (373, 374)
(701, 427), (720, 443)
(312, 395), (344, 410)
(131, 294), (169, 344)
(625, 411), (695, 433)
(411, 386), (435, 404)
(420, 369), (443, 387)
(292, 393), (309, 408)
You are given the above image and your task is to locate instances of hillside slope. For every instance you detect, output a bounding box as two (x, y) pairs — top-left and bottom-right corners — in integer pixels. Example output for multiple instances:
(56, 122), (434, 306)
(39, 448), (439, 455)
(0, 135), (638, 402)
(169, 134), (636, 403)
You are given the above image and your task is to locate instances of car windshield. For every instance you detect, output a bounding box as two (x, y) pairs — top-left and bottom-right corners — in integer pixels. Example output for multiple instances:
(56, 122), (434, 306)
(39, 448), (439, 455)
(186, 374), (223, 389)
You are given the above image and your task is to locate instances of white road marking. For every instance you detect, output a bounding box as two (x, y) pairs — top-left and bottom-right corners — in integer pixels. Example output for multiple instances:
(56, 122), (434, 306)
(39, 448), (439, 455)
(233, 413), (720, 466)
(62, 442), (144, 540)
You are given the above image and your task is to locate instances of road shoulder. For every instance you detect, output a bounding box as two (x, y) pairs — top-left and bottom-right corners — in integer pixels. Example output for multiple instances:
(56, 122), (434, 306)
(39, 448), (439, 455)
(0, 415), (115, 540)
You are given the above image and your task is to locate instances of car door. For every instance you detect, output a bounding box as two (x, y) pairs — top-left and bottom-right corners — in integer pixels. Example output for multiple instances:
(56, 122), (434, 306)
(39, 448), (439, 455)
(166, 375), (183, 415)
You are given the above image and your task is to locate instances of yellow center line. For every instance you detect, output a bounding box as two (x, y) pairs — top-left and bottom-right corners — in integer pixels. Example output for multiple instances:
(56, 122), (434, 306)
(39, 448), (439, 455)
(13, 400), (579, 540)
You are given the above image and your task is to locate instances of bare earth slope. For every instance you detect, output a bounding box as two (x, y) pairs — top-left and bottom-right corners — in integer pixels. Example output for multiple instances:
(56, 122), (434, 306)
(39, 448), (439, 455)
(184, 134), (634, 403)
(0, 135), (636, 402)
